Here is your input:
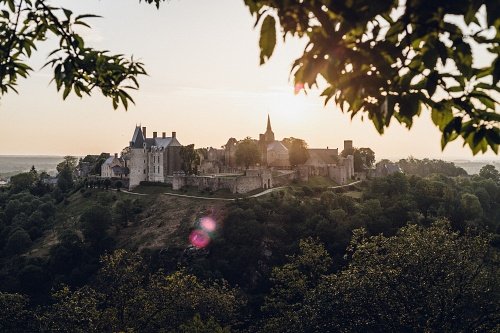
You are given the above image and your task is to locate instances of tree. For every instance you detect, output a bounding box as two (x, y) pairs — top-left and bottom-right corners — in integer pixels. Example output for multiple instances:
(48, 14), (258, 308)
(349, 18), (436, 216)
(341, 147), (375, 172)
(5, 229), (32, 254)
(479, 164), (500, 182)
(0, 1), (146, 109)
(262, 238), (332, 333)
(398, 157), (468, 177)
(80, 206), (112, 243)
(0, 293), (37, 332)
(283, 137), (309, 167)
(41, 250), (243, 332)
(103, 178), (111, 190)
(235, 137), (261, 169)
(180, 144), (201, 175)
(302, 221), (499, 332)
(57, 156), (78, 173)
(239, 0), (500, 154)
(9, 172), (36, 193)
(358, 148), (375, 169)
(57, 162), (74, 192)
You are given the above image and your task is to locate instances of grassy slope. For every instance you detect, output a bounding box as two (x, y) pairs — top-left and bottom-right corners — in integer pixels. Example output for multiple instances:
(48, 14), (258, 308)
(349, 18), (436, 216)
(29, 189), (228, 257)
(29, 176), (348, 258)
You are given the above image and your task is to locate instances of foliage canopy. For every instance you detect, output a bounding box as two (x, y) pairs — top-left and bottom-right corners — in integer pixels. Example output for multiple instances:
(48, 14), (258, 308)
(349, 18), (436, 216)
(0, 0), (146, 109)
(235, 137), (261, 168)
(243, 0), (500, 154)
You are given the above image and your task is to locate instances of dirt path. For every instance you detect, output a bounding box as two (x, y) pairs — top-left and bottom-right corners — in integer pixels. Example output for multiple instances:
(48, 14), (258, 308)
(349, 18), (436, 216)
(122, 181), (360, 201)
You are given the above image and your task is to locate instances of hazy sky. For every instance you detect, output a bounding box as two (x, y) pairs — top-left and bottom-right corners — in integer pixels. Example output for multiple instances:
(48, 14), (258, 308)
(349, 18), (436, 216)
(0, 0), (498, 161)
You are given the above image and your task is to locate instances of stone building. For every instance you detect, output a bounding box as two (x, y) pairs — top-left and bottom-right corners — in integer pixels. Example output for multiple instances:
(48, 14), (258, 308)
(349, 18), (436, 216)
(127, 126), (183, 189)
(101, 153), (128, 178)
(303, 141), (355, 184)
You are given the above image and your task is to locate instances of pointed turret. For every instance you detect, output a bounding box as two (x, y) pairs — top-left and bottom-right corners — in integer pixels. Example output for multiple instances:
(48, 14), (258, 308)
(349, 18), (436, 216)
(130, 125), (145, 148)
(263, 114), (275, 143)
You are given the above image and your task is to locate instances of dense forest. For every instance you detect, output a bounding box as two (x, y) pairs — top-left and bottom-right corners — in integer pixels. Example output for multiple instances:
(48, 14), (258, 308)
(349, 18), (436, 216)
(0, 161), (498, 332)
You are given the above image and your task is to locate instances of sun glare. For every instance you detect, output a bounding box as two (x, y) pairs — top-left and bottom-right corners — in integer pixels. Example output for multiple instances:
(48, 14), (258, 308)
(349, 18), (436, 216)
(268, 88), (317, 124)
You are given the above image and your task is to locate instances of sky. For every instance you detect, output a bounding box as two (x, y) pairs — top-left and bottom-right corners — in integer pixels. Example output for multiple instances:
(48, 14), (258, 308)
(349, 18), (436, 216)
(0, 0), (498, 161)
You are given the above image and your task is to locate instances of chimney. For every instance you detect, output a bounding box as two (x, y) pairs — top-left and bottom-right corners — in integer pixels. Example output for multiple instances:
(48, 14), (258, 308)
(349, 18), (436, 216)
(153, 131), (157, 138)
(172, 131), (176, 138)
(162, 132), (166, 138)
(142, 127), (147, 138)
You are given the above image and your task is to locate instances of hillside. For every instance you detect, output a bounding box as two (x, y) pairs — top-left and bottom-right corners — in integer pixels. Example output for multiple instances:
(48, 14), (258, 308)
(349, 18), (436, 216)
(0, 169), (499, 332)
(29, 188), (228, 258)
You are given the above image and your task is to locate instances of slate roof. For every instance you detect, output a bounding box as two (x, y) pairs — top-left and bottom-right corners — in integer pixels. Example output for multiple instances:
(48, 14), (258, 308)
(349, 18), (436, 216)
(130, 127), (145, 148)
(102, 156), (115, 166)
(103, 156), (124, 167)
(130, 126), (182, 149)
(267, 141), (288, 152)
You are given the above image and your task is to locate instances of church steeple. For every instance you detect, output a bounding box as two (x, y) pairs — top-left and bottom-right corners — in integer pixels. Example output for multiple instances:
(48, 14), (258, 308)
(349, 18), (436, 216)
(264, 114), (275, 142)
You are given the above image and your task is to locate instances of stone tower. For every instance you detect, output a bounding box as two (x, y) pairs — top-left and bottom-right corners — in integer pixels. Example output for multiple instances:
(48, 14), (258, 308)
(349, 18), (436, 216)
(128, 126), (148, 188)
(259, 115), (275, 165)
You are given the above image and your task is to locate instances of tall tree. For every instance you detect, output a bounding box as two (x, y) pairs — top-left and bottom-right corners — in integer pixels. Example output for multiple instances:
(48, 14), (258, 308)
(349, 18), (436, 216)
(57, 162), (74, 192)
(9, 171), (36, 193)
(341, 147), (375, 172)
(479, 164), (500, 182)
(235, 137), (261, 169)
(283, 137), (309, 167)
(56, 156), (78, 173)
(180, 144), (201, 175)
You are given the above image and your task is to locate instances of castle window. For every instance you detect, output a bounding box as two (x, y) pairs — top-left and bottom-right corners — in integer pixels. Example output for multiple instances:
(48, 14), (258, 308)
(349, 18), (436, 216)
(143, 169), (146, 174)
(158, 166), (160, 173)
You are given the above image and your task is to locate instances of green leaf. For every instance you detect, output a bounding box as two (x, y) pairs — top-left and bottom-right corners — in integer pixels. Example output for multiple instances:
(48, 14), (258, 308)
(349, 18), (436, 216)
(63, 9), (73, 19)
(62, 85), (71, 100)
(259, 15), (277, 65)
(425, 72), (439, 97)
(471, 92), (496, 109)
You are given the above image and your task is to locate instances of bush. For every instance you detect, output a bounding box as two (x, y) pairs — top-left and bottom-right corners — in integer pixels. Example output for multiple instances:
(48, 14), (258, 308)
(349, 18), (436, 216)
(5, 229), (32, 254)
(80, 206), (112, 243)
(302, 186), (313, 196)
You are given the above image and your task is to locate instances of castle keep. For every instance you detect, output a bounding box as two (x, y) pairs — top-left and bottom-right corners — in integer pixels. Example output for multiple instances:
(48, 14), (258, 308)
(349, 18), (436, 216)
(127, 126), (182, 188)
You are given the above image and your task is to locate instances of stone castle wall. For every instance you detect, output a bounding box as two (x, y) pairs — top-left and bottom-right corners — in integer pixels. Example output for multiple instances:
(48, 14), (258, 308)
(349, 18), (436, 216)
(172, 171), (274, 194)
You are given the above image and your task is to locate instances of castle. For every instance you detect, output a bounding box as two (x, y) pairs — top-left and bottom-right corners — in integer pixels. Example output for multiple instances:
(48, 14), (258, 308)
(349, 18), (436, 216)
(197, 116), (355, 185)
(102, 117), (356, 192)
(126, 126), (182, 188)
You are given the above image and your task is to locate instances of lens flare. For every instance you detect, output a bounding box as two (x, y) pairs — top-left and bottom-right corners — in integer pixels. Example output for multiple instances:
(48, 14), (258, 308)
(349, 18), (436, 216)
(189, 229), (210, 248)
(200, 217), (217, 233)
